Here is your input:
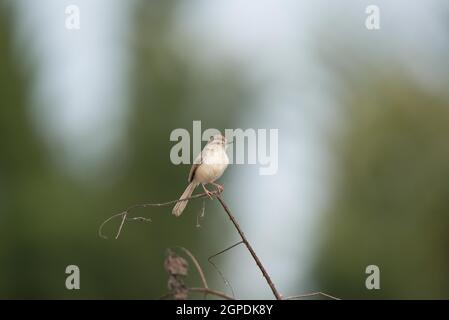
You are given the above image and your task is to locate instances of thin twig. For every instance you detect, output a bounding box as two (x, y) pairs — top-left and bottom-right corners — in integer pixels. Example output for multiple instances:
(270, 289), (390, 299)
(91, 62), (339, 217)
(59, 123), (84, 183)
(99, 190), (221, 239)
(102, 188), (338, 300)
(196, 199), (206, 228)
(209, 241), (244, 261)
(98, 212), (126, 239)
(216, 195), (283, 300)
(285, 292), (341, 300)
(176, 246), (209, 299)
(102, 189), (283, 300)
(115, 212), (128, 239)
(208, 241), (243, 299)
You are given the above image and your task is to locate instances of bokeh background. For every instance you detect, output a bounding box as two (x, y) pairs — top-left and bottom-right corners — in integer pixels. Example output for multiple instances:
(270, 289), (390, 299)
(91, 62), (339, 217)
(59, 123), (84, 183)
(1, 0), (449, 299)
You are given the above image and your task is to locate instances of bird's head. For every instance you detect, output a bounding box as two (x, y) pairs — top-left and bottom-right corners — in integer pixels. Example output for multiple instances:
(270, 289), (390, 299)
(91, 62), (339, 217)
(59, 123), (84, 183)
(208, 134), (232, 149)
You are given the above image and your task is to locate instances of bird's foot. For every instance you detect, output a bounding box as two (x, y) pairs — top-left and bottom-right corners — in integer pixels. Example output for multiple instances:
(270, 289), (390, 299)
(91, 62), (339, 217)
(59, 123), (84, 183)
(211, 182), (224, 194)
(202, 184), (214, 199)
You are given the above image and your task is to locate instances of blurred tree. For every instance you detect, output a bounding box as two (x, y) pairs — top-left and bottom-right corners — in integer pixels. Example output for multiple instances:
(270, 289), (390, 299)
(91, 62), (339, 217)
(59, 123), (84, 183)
(313, 64), (449, 299)
(0, 2), (49, 297)
(0, 1), (249, 298)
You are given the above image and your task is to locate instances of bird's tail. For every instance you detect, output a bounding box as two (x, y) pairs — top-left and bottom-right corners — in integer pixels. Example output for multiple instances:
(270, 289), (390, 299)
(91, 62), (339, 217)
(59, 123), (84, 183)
(172, 182), (198, 217)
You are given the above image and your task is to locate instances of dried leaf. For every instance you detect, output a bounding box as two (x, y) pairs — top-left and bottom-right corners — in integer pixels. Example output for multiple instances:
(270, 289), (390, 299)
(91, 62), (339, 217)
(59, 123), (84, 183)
(164, 250), (188, 276)
(164, 250), (189, 300)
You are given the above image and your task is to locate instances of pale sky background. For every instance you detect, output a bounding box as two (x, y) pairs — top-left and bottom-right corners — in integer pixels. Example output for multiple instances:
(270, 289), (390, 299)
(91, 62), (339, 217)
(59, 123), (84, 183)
(10, 0), (449, 298)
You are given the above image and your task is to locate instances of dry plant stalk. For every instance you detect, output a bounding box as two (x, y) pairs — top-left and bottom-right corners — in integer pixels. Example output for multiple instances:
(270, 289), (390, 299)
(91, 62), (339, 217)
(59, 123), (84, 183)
(100, 190), (339, 300)
(162, 248), (234, 300)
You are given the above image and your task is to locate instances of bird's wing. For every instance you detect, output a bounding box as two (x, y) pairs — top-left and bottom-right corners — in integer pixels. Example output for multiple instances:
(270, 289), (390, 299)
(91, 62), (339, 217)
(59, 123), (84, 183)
(188, 151), (203, 182)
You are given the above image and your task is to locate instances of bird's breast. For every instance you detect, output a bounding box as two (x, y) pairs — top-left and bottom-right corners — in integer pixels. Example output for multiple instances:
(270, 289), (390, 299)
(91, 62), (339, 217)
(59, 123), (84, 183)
(194, 149), (229, 183)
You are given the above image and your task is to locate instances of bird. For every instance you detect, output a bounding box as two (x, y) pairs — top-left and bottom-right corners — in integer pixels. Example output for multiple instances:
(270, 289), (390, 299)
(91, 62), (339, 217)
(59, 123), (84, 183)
(172, 134), (230, 216)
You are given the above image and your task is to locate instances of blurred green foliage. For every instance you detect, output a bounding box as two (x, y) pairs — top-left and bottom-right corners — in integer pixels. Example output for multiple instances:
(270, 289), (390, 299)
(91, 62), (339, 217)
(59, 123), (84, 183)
(2, 0), (449, 300)
(313, 66), (449, 299)
(0, 1), (249, 298)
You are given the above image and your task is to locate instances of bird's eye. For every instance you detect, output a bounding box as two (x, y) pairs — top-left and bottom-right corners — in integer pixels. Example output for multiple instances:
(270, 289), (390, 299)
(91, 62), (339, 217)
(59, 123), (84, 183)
(210, 136), (214, 141)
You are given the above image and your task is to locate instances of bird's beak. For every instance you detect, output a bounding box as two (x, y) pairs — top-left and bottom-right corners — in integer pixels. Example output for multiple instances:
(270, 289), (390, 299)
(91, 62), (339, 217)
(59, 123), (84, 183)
(227, 140), (234, 145)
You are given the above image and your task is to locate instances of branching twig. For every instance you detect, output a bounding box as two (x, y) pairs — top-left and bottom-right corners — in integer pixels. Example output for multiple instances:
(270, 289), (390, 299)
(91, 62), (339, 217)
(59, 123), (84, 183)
(208, 241), (244, 299)
(175, 246), (208, 299)
(216, 195), (283, 300)
(102, 188), (339, 301)
(99, 190), (221, 239)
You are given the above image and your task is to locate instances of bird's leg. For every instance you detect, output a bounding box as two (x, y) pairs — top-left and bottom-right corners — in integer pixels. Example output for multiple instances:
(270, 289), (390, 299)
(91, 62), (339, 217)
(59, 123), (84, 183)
(211, 182), (224, 193)
(202, 184), (214, 199)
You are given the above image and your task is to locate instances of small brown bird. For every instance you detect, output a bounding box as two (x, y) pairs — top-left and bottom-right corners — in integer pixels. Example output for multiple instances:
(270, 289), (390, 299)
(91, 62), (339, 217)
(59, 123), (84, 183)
(172, 134), (230, 216)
